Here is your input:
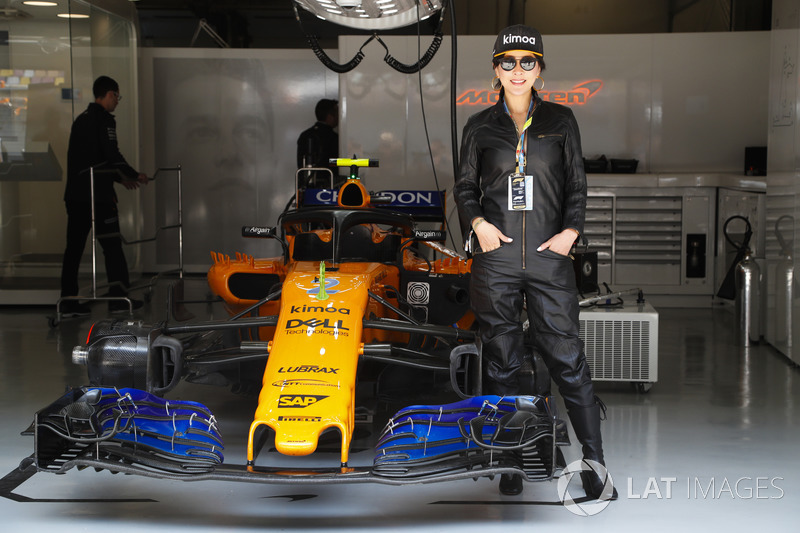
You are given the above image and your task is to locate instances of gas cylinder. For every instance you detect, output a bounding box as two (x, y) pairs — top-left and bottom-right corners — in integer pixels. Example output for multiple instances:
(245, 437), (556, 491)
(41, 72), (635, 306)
(735, 249), (761, 345)
(774, 215), (794, 349)
(775, 252), (794, 348)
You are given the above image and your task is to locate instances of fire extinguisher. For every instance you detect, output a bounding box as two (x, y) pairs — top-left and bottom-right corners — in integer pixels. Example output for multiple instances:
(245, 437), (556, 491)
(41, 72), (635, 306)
(717, 215), (753, 300)
(774, 215), (795, 347)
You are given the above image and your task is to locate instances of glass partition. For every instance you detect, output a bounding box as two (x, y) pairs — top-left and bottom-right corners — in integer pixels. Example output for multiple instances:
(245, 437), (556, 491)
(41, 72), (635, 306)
(0, 0), (137, 304)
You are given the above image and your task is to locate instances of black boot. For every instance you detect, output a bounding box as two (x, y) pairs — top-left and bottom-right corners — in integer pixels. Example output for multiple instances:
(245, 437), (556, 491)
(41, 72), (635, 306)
(480, 333), (528, 495)
(499, 474), (523, 495)
(568, 400), (618, 501)
(579, 462), (617, 501)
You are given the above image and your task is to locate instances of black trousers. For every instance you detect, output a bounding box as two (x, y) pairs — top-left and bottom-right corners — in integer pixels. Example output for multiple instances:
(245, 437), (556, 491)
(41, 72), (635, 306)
(60, 201), (130, 297)
(469, 247), (596, 410)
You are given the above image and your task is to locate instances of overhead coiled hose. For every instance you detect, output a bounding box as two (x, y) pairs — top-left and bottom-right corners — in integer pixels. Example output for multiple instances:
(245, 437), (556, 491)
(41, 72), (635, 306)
(379, 33), (444, 74)
(305, 33), (373, 74)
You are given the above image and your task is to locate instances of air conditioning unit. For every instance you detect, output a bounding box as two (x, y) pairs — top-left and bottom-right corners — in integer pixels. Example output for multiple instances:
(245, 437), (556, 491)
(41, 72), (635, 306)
(579, 301), (658, 392)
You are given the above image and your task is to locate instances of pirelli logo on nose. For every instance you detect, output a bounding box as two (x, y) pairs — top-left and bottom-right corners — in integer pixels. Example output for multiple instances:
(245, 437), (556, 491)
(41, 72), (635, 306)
(278, 394), (329, 408)
(504, 34), (535, 45)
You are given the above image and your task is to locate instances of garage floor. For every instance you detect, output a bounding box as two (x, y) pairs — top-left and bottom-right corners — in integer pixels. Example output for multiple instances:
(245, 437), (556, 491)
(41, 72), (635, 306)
(1, 277), (798, 532)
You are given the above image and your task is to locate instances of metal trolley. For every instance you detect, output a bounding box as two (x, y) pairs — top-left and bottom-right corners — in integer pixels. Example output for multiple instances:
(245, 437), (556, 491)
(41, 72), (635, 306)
(52, 165), (184, 326)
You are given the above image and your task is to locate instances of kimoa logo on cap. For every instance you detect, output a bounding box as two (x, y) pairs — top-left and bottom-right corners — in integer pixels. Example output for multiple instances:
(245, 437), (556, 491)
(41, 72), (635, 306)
(504, 34), (536, 45)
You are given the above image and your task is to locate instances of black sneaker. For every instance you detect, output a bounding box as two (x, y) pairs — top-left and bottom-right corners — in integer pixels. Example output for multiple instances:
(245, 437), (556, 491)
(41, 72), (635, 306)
(60, 301), (92, 317)
(109, 297), (144, 313)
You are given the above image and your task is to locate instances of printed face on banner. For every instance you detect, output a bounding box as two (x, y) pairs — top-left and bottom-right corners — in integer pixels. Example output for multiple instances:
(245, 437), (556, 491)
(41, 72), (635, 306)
(151, 55), (335, 268)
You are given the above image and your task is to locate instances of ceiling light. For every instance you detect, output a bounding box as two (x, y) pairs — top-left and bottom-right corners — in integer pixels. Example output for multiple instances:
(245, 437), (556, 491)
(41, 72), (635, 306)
(22, 1), (58, 6)
(57, 13), (90, 18)
(295, 0), (441, 30)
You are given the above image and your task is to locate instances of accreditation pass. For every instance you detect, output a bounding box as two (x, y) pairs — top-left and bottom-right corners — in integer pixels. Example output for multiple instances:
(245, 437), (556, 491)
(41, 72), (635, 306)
(508, 174), (533, 210)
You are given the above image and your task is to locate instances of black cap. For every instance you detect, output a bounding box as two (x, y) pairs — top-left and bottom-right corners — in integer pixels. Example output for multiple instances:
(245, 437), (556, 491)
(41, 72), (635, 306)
(492, 25), (543, 58)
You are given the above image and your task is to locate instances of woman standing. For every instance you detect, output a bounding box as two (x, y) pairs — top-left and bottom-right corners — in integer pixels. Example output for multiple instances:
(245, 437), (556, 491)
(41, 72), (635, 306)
(454, 25), (616, 500)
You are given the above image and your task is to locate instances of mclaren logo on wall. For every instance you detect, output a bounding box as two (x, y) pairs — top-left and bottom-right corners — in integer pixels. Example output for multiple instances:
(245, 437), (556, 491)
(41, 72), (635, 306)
(458, 80), (603, 107)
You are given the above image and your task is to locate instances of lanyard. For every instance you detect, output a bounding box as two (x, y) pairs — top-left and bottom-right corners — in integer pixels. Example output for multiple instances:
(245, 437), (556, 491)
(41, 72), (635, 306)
(504, 99), (534, 174)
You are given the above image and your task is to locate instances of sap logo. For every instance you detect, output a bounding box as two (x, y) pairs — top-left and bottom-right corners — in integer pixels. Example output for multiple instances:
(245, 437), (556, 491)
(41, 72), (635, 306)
(278, 365), (339, 374)
(286, 318), (350, 330)
(290, 304), (350, 315)
(278, 415), (322, 422)
(306, 277), (339, 296)
(278, 395), (329, 408)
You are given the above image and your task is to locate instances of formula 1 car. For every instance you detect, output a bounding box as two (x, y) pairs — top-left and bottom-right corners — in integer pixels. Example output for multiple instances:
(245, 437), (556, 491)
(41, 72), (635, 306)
(23, 159), (568, 488)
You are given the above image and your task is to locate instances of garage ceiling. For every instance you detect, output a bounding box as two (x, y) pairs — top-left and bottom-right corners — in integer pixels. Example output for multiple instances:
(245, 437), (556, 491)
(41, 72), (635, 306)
(130, 0), (771, 48)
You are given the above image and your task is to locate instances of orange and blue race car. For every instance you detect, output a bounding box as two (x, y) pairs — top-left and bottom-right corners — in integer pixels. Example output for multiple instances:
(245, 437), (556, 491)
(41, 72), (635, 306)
(20, 158), (568, 488)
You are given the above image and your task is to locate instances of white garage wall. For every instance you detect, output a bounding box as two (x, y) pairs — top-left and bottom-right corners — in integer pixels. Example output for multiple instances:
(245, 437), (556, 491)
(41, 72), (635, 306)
(137, 32), (770, 272)
(339, 31), (770, 191)
(139, 48), (339, 271)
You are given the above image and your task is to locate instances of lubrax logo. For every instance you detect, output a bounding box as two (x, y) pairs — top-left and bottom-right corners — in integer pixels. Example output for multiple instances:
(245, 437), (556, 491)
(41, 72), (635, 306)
(286, 318), (349, 332)
(278, 395), (329, 408)
(278, 365), (339, 374)
(290, 305), (350, 315)
(503, 34), (535, 45)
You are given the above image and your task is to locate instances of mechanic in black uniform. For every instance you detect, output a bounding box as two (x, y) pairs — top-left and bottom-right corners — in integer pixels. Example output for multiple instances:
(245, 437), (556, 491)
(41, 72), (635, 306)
(59, 76), (148, 316)
(454, 26), (617, 500)
(296, 98), (340, 188)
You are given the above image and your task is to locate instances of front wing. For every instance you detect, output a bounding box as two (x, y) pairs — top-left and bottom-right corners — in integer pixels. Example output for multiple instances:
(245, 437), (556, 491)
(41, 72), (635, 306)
(27, 388), (566, 486)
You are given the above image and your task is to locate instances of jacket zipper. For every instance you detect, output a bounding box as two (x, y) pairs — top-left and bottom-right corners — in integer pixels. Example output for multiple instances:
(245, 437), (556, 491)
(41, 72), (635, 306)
(522, 212), (526, 269)
(509, 107), (537, 271)
(509, 116), (527, 270)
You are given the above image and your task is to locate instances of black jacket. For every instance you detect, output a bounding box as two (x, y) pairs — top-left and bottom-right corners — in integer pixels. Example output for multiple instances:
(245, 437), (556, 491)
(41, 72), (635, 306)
(64, 102), (138, 204)
(453, 92), (586, 264)
(296, 122), (339, 170)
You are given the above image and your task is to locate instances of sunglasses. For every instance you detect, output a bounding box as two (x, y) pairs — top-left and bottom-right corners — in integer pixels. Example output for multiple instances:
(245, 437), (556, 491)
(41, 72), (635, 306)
(497, 56), (537, 71)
